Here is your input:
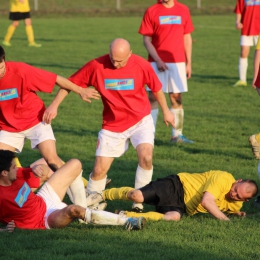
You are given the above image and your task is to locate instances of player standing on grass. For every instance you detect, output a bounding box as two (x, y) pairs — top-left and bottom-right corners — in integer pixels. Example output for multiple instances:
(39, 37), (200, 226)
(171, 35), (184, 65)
(139, 0), (194, 143)
(42, 38), (175, 213)
(233, 0), (260, 87)
(3, 0), (41, 47)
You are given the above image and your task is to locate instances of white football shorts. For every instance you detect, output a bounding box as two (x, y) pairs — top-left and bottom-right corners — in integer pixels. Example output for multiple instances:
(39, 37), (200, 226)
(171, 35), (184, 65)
(0, 122), (56, 153)
(148, 62), (188, 94)
(240, 35), (259, 46)
(95, 115), (155, 157)
(37, 182), (67, 229)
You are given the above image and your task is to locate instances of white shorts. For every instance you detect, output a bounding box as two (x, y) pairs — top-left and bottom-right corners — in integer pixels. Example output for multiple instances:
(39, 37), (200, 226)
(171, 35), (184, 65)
(148, 62), (188, 94)
(37, 182), (67, 229)
(0, 122), (56, 153)
(240, 35), (259, 46)
(96, 115), (154, 157)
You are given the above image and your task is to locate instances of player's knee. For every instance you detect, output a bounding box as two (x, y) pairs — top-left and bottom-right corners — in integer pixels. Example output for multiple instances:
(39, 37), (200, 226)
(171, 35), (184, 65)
(127, 190), (143, 203)
(143, 154), (152, 167)
(163, 211), (181, 221)
(66, 204), (82, 218)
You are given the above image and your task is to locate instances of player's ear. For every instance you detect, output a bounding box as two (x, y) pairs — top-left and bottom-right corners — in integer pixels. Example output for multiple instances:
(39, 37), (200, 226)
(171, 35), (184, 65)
(236, 179), (243, 183)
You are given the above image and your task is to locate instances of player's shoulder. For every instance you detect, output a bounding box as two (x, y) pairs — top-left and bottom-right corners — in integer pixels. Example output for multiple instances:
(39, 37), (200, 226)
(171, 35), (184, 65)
(5, 61), (30, 74)
(175, 1), (191, 12)
(130, 54), (150, 67)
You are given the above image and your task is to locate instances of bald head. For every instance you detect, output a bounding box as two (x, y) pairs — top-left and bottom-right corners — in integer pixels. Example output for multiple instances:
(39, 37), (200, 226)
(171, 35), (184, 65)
(109, 38), (132, 69)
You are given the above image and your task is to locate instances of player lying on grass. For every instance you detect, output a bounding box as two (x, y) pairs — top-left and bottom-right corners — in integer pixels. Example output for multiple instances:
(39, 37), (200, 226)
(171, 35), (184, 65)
(0, 150), (145, 231)
(87, 170), (258, 221)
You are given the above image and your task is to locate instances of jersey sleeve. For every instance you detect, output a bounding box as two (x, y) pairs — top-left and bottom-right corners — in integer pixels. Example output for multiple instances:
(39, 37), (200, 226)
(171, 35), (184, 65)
(69, 60), (97, 88)
(17, 168), (41, 189)
(139, 8), (154, 37)
(21, 63), (57, 93)
(144, 62), (162, 92)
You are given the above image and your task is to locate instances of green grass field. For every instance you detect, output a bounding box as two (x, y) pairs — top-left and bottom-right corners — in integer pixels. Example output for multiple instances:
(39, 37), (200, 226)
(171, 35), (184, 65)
(1, 13), (260, 260)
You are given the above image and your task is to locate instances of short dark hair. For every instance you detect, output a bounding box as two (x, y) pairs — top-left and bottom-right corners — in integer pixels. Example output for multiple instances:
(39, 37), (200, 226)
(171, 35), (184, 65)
(0, 150), (16, 173)
(0, 46), (6, 62)
(241, 179), (259, 198)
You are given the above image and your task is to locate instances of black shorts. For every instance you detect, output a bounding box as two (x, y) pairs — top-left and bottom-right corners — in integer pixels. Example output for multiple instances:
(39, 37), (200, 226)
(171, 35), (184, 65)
(140, 175), (185, 216)
(9, 12), (30, 21)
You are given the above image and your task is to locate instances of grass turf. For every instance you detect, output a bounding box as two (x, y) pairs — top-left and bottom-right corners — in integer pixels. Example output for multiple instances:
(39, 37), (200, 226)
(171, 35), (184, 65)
(1, 14), (260, 260)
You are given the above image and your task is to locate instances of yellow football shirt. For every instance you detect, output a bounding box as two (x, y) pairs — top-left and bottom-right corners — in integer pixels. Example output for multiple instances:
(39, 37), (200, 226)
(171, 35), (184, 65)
(178, 170), (243, 216)
(10, 0), (30, 13)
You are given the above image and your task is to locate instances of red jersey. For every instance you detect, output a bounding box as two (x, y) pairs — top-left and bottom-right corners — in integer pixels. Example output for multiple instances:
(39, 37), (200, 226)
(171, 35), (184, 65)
(69, 54), (162, 132)
(0, 62), (57, 132)
(0, 168), (47, 229)
(234, 0), (260, 36)
(139, 2), (194, 63)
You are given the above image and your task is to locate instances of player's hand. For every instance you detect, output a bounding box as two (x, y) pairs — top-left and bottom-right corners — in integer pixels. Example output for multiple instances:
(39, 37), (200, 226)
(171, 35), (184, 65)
(6, 220), (15, 233)
(32, 164), (46, 178)
(42, 104), (58, 124)
(235, 22), (243, 30)
(236, 211), (246, 217)
(79, 88), (101, 103)
(186, 63), (192, 79)
(156, 60), (168, 72)
(163, 110), (175, 128)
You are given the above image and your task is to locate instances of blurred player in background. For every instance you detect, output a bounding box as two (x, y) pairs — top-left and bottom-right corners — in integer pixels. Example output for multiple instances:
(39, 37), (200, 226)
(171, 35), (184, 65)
(139, 0), (194, 143)
(233, 0), (260, 87)
(3, 0), (41, 47)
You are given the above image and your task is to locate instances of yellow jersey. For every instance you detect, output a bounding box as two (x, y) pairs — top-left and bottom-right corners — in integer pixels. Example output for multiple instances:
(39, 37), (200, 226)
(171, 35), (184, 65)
(10, 0), (30, 13)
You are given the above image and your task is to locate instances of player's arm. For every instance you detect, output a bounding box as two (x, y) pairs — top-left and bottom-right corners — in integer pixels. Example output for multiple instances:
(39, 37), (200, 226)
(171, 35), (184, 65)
(0, 220), (15, 233)
(43, 76), (100, 124)
(235, 13), (243, 29)
(143, 36), (168, 71)
(184, 33), (192, 79)
(201, 191), (230, 220)
(152, 89), (175, 128)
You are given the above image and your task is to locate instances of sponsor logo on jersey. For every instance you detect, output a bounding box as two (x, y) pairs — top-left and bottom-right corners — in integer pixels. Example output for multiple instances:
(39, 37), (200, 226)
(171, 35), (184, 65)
(105, 79), (134, 90)
(15, 182), (30, 207)
(245, 0), (260, 6)
(0, 88), (18, 101)
(159, 16), (182, 25)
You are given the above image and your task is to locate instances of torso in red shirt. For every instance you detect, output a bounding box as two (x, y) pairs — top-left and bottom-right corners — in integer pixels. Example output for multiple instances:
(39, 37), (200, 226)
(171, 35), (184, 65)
(69, 54), (162, 132)
(234, 0), (260, 36)
(0, 62), (57, 132)
(139, 2), (194, 63)
(0, 168), (47, 229)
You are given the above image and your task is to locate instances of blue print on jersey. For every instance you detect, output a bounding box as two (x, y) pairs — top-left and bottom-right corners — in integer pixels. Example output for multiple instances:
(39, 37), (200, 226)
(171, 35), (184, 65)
(15, 182), (30, 208)
(105, 79), (134, 90)
(245, 0), (260, 6)
(0, 88), (18, 101)
(159, 16), (182, 25)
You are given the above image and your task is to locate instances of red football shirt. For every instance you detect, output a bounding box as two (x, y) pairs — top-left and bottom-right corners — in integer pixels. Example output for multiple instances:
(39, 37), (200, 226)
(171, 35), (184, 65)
(139, 2), (194, 63)
(234, 0), (260, 36)
(0, 168), (47, 229)
(0, 62), (57, 132)
(69, 54), (162, 132)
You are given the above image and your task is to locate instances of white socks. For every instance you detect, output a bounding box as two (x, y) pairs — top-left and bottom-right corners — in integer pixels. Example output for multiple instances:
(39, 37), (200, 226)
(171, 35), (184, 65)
(239, 57), (248, 82)
(68, 170), (87, 207)
(133, 165), (153, 210)
(170, 108), (184, 138)
(84, 208), (128, 225)
(87, 173), (107, 194)
(151, 108), (159, 128)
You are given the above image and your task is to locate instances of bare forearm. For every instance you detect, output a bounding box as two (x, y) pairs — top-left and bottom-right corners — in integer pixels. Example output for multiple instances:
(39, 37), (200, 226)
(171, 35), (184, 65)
(202, 201), (229, 220)
(152, 90), (169, 114)
(143, 36), (161, 63)
(184, 34), (192, 66)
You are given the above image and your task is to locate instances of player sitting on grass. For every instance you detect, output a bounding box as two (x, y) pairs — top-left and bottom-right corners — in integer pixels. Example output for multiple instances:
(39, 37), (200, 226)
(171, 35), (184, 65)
(0, 150), (145, 231)
(87, 170), (258, 221)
